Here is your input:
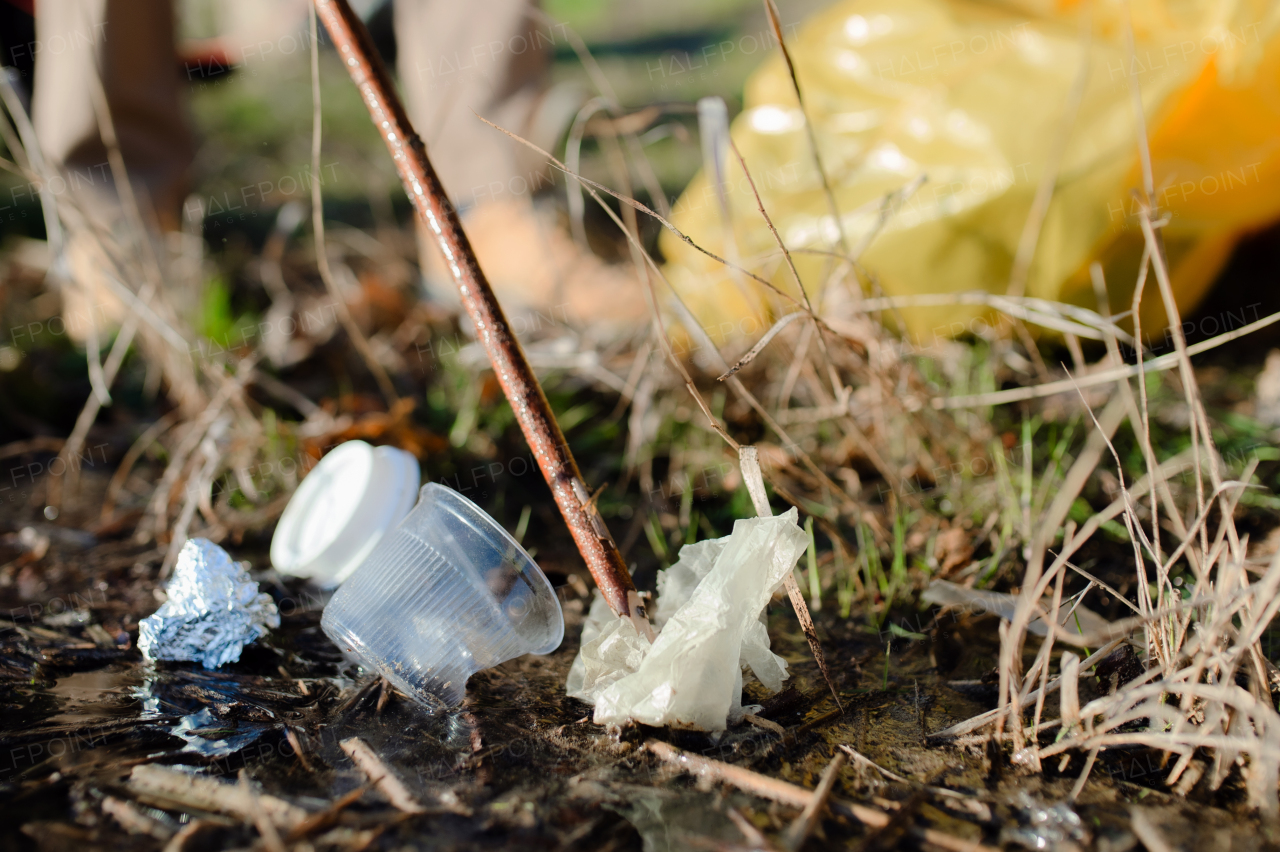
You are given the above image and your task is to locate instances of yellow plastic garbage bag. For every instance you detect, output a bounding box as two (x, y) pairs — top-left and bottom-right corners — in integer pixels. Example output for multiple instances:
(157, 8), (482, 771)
(660, 0), (1280, 347)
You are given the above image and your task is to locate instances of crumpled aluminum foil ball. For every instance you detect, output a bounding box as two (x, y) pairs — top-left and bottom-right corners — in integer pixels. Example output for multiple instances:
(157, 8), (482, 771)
(139, 538), (280, 669)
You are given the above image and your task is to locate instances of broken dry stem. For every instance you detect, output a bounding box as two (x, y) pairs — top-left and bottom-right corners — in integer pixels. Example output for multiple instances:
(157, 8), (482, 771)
(286, 784), (371, 842)
(101, 796), (174, 840)
(645, 741), (994, 852)
(740, 446), (842, 711)
(127, 764), (307, 831)
(240, 770), (286, 852)
(310, 0), (640, 619)
(340, 736), (427, 814)
(782, 751), (846, 851)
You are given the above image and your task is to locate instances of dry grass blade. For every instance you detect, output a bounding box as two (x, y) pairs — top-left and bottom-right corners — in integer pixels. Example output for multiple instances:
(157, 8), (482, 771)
(286, 785), (371, 842)
(480, 114), (866, 516)
(992, 392), (1124, 742)
(854, 291), (1132, 343)
(57, 309), (158, 513)
(718, 312), (805, 380)
(647, 739), (878, 822)
(161, 820), (208, 852)
(35, 51), (204, 509)
(838, 744), (985, 812)
(841, 174), (927, 266)
(935, 308), (1280, 407)
(726, 137), (843, 397)
(544, 160), (806, 312)
(672, 293), (858, 508)
(952, 78), (1280, 804)
(161, 420), (224, 574)
(1058, 651), (1081, 730)
(1129, 808), (1175, 852)
(537, 10), (672, 221)
(566, 97), (611, 247)
(308, 4), (398, 407)
(144, 367), (243, 548)
(476, 115), (740, 449)
(0, 75), (33, 176)
(725, 138), (812, 315)
(1006, 6), (1091, 299)
(1025, 566), (1068, 754)
(762, 0), (846, 252)
(929, 637), (1127, 739)
(727, 807), (774, 849)
(0, 73), (72, 328)
(741, 447), (842, 711)
(0, 437), (65, 460)
(1121, 9), (1155, 200)
(1068, 747), (1098, 801)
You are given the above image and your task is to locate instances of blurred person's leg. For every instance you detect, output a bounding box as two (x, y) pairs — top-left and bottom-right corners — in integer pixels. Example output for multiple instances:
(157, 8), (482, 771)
(394, 0), (646, 330)
(32, 0), (195, 341)
(395, 0), (547, 209)
(33, 0), (193, 230)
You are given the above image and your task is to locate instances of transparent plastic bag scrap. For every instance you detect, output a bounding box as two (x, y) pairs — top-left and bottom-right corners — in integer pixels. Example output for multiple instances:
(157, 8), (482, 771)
(661, 0), (1280, 346)
(575, 509), (807, 731)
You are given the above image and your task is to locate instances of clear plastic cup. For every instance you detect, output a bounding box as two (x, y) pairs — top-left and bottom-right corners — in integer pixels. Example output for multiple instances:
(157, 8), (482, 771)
(320, 483), (564, 710)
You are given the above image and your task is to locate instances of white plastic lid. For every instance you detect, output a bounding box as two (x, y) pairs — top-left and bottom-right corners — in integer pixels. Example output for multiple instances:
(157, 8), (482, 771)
(270, 440), (420, 585)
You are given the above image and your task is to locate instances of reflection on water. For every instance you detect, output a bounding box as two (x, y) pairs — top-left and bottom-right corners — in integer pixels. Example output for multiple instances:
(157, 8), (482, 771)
(134, 669), (270, 759)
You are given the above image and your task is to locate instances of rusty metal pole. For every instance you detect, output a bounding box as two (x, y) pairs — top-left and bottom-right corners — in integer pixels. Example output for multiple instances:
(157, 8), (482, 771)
(312, 0), (641, 619)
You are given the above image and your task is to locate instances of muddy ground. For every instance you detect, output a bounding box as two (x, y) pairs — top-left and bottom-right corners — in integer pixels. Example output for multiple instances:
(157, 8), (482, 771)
(0, 472), (1273, 852)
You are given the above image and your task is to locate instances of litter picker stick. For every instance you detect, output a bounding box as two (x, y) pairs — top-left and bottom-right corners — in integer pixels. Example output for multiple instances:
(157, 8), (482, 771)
(311, 0), (641, 619)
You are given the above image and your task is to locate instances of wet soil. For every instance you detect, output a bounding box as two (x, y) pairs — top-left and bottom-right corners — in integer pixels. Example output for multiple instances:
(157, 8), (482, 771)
(0, 477), (1275, 851)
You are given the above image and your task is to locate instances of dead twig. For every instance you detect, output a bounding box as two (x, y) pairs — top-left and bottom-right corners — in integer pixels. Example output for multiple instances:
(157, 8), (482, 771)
(340, 736), (426, 814)
(128, 764), (307, 830)
(101, 796), (173, 840)
(645, 741), (994, 852)
(782, 751), (846, 851)
(743, 713), (786, 735)
(286, 785), (371, 842)
(240, 770), (286, 852)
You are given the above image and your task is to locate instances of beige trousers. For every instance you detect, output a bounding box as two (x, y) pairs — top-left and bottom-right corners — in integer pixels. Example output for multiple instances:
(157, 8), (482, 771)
(394, 0), (561, 208)
(31, 0), (555, 226)
(33, 0), (193, 230)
